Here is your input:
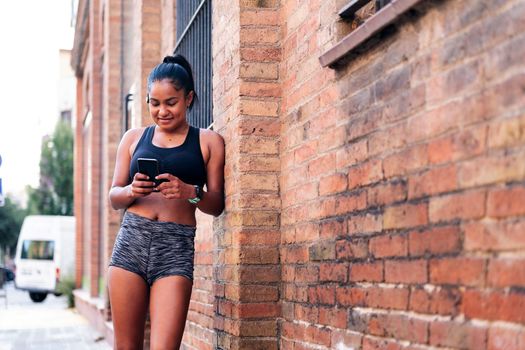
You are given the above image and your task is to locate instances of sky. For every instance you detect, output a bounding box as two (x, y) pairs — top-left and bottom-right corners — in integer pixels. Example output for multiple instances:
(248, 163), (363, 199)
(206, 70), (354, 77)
(0, 0), (75, 204)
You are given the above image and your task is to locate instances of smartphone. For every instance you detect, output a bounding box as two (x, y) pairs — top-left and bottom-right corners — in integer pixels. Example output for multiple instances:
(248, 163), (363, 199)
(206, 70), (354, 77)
(137, 158), (168, 190)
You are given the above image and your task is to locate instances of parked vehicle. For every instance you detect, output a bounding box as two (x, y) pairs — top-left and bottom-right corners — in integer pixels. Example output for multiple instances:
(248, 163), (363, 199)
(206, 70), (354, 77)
(14, 215), (75, 302)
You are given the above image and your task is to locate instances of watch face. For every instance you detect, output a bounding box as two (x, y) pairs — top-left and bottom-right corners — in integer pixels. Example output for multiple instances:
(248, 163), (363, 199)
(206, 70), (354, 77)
(195, 185), (203, 199)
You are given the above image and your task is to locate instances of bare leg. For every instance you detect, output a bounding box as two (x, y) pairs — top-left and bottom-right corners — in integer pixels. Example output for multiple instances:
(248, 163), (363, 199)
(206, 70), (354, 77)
(149, 275), (193, 350)
(108, 266), (150, 350)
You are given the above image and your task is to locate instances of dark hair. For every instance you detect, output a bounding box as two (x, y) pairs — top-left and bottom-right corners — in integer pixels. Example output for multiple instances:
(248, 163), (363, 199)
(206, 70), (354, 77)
(147, 54), (198, 110)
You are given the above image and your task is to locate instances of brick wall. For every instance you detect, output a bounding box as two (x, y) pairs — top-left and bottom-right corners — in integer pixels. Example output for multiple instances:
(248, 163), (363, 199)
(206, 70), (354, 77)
(72, 0), (525, 348)
(211, 0), (282, 349)
(279, 0), (525, 349)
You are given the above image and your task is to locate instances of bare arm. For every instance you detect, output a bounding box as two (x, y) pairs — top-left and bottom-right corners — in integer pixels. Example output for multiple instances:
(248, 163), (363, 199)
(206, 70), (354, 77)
(109, 128), (155, 210)
(195, 131), (225, 216)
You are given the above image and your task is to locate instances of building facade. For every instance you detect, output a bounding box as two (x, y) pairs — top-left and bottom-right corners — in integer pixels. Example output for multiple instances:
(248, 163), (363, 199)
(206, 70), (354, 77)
(71, 0), (525, 349)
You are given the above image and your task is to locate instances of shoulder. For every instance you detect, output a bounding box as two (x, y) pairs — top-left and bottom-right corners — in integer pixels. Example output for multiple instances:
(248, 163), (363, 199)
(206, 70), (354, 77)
(121, 126), (148, 144)
(198, 128), (224, 147)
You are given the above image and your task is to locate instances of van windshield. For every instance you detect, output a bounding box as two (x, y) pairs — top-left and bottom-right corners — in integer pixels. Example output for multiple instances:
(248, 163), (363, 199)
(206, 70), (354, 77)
(21, 240), (55, 260)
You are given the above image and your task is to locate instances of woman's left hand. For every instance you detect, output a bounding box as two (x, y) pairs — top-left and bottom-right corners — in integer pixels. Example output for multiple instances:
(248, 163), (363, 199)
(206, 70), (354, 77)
(155, 173), (194, 200)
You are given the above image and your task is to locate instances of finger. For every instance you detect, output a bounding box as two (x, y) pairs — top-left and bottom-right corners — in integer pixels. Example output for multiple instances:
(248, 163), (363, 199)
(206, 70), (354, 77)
(156, 173), (173, 180)
(134, 172), (150, 181)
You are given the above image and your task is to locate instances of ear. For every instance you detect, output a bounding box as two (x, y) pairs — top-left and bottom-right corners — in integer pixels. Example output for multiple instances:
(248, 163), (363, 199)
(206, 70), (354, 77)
(146, 94), (150, 103)
(186, 91), (194, 108)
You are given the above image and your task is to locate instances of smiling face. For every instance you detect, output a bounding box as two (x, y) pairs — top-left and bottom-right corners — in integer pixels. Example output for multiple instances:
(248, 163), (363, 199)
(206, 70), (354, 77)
(148, 79), (194, 131)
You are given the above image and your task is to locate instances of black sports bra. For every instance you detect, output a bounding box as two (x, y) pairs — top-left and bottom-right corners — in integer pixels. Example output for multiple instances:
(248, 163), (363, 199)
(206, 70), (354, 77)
(129, 125), (207, 187)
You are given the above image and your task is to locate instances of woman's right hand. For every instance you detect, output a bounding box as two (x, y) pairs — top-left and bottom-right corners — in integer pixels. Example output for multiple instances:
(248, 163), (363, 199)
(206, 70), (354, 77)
(128, 173), (156, 198)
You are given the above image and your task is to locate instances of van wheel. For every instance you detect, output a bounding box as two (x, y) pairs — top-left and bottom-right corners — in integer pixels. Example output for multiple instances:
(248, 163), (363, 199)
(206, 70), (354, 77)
(29, 292), (48, 302)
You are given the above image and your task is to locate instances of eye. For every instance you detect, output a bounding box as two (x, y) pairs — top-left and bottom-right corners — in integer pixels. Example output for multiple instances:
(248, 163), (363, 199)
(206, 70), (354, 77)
(150, 101), (160, 107)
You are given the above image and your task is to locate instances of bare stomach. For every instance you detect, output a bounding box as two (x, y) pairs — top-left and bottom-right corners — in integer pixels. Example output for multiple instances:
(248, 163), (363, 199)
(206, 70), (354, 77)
(126, 192), (197, 226)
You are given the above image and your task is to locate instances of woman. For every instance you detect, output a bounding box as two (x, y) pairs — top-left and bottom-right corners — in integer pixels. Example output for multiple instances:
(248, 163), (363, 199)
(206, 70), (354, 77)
(108, 54), (225, 349)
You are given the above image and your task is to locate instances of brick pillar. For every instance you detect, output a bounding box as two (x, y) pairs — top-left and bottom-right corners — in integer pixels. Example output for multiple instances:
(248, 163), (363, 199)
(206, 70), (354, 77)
(213, 1), (282, 349)
(102, 0), (123, 310)
(160, 0), (176, 57)
(132, 0), (161, 128)
(88, 0), (102, 298)
(74, 77), (84, 289)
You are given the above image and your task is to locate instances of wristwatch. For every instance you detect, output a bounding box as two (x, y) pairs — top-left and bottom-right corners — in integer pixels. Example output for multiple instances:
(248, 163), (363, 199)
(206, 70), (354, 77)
(188, 185), (203, 204)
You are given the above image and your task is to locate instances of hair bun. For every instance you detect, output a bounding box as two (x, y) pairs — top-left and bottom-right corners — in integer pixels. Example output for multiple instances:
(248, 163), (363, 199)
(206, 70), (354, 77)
(163, 56), (178, 64)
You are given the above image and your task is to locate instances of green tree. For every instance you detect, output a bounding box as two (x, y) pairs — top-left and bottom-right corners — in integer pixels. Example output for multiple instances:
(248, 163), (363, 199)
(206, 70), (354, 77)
(27, 120), (74, 215)
(0, 196), (26, 255)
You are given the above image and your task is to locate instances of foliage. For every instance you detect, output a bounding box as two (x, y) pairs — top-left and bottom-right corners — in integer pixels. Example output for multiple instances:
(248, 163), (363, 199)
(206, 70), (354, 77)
(56, 275), (76, 308)
(0, 196), (26, 255)
(26, 120), (74, 216)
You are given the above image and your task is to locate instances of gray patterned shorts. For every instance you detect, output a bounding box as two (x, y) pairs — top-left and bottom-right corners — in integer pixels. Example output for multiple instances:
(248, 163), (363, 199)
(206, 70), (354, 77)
(109, 211), (196, 285)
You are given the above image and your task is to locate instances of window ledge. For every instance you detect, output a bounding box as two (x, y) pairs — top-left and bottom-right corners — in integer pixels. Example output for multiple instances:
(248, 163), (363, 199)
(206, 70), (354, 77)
(319, 0), (422, 68)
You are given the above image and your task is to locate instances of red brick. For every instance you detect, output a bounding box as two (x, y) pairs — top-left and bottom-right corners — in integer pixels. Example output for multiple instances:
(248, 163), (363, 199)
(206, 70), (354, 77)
(347, 159), (383, 189)
(408, 164), (457, 199)
(408, 225), (462, 256)
(331, 330), (362, 350)
(348, 213), (383, 235)
(488, 325), (525, 350)
(239, 285), (279, 302)
(308, 285), (335, 305)
(318, 124), (347, 153)
(366, 286), (409, 310)
(367, 180), (407, 206)
(336, 239), (368, 260)
(370, 234), (408, 258)
(319, 306), (346, 328)
(428, 125), (487, 165)
(367, 313), (429, 344)
(462, 289), (525, 323)
(307, 153), (336, 178)
(281, 245), (309, 263)
(488, 114), (525, 149)
(430, 320), (487, 349)
(430, 257), (486, 287)
(304, 325), (331, 347)
(294, 139), (318, 164)
(383, 144), (428, 178)
(336, 286), (366, 307)
(487, 185), (525, 218)
(362, 337), (402, 350)
(319, 263), (348, 282)
(294, 304), (318, 323)
(350, 261), (383, 282)
(459, 151), (525, 188)
(409, 287), (460, 316)
(429, 190), (486, 223)
(336, 140), (368, 170)
(385, 260), (427, 284)
(294, 265), (319, 284)
(320, 192), (367, 218)
(294, 221), (319, 243)
(488, 258), (525, 288)
(383, 203), (428, 229)
(320, 217), (346, 239)
(464, 219), (525, 252)
(319, 173), (348, 196)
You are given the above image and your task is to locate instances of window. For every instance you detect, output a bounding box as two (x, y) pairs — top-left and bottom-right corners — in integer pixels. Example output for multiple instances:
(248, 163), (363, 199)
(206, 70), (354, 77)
(319, 0), (423, 67)
(21, 240), (55, 260)
(174, 0), (213, 129)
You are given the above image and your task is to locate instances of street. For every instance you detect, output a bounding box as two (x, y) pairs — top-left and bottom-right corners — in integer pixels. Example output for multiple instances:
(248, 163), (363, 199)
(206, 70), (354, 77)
(0, 282), (111, 350)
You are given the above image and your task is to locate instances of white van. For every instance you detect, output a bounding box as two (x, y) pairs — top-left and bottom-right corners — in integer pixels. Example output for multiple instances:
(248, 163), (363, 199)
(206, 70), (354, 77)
(14, 215), (75, 302)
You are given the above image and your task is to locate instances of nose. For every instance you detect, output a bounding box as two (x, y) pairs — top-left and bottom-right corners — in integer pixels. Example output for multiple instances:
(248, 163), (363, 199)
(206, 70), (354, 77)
(158, 104), (169, 116)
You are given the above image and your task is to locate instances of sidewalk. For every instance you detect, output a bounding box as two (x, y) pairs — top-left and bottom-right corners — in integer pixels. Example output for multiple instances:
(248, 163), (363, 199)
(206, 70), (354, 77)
(0, 282), (111, 350)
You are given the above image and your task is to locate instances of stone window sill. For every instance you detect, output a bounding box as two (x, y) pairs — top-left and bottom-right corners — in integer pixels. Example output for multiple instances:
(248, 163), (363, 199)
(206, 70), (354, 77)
(319, 0), (422, 68)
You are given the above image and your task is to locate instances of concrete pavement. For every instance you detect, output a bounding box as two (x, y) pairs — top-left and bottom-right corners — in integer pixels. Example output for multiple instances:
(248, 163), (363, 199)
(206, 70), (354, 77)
(0, 282), (111, 350)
